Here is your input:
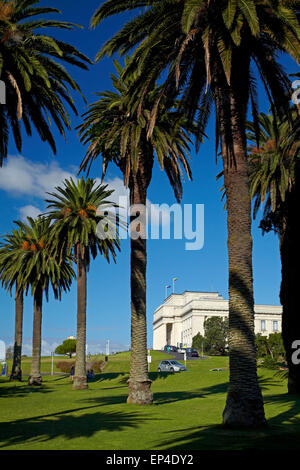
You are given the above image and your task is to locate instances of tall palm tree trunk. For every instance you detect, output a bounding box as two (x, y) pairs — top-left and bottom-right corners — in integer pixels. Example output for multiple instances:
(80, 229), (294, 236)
(10, 287), (23, 381)
(28, 287), (43, 385)
(280, 167), (300, 394)
(127, 153), (153, 405)
(73, 243), (88, 390)
(214, 76), (266, 427)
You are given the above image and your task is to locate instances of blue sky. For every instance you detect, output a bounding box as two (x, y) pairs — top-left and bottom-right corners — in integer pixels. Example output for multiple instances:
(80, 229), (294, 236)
(0, 1), (296, 356)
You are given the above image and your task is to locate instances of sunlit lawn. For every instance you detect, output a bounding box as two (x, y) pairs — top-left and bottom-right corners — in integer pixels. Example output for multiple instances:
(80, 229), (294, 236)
(1, 351), (300, 450)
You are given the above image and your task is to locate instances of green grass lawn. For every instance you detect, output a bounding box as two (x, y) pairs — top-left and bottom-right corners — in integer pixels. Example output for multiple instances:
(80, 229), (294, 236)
(1, 352), (300, 450)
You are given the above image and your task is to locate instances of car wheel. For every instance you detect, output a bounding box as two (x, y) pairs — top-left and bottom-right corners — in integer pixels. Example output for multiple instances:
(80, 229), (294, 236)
(170, 367), (174, 372)
(158, 368), (161, 372)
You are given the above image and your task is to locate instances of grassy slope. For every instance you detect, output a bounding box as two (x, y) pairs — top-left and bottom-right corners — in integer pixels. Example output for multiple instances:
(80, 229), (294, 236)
(0, 352), (299, 450)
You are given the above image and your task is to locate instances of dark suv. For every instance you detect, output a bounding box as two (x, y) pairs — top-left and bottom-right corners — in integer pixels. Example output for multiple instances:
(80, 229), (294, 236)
(163, 345), (178, 352)
(185, 348), (199, 357)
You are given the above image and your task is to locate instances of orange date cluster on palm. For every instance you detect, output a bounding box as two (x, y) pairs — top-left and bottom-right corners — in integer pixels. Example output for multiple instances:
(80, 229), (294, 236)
(0, 1), (14, 22)
(78, 209), (88, 219)
(21, 239), (45, 252)
(61, 207), (72, 218)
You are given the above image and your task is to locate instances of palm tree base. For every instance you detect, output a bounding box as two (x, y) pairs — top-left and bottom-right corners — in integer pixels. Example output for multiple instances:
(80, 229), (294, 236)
(9, 374), (22, 382)
(28, 375), (42, 386)
(127, 379), (153, 405)
(72, 376), (88, 390)
(223, 389), (267, 428)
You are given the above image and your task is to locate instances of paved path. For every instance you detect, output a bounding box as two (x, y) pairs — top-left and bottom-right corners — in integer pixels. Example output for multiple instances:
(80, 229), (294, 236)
(155, 350), (210, 361)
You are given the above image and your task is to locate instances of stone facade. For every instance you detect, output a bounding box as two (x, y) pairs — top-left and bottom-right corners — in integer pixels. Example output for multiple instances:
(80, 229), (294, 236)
(153, 291), (282, 350)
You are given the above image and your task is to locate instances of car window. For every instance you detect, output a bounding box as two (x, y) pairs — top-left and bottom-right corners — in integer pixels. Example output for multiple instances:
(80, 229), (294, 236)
(170, 361), (179, 365)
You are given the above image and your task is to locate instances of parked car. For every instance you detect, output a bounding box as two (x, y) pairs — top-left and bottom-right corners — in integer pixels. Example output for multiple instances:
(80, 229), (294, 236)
(157, 360), (187, 372)
(163, 345), (178, 352)
(185, 348), (199, 357)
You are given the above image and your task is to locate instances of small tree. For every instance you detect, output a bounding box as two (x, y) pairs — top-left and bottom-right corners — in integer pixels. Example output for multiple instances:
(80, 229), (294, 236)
(55, 339), (77, 358)
(203, 317), (229, 355)
(267, 333), (285, 362)
(192, 332), (205, 353)
(5, 346), (13, 360)
(255, 334), (269, 358)
(255, 332), (285, 363)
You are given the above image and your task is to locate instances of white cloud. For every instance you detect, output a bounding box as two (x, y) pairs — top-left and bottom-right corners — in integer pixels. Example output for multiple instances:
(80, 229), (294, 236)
(0, 155), (74, 198)
(19, 205), (43, 221)
(0, 156), (172, 231)
(100, 176), (129, 204)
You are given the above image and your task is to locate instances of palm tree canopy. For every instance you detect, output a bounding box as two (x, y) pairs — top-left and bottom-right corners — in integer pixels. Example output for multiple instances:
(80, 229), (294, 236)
(0, 0), (92, 165)
(247, 110), (300, 228)
(45, 177), (121, 268)
(91, 0), (300, 162)
(0, 216), (75, 300)
(78, 58), (204, 202)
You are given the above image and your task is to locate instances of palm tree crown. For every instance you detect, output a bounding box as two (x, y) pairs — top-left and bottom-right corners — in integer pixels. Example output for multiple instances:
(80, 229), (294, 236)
(45, 177), (121, 266)
(0, 0), (92, 165)
(78, 58), (202, 202)
(248, 111), (300, 225)
(0, 216), (75, 299)
(91, 0), (300, 155)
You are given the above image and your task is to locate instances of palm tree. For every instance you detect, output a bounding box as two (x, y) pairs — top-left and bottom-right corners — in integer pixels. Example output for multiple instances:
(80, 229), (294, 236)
(90, 0), (300, 426)
(0, 0), (92, 165)
(78, 59), (202, 404)
(248, 110), (300, 394)
(45, 177), (121, 390)
(0, 226), (24, 381)
(0, 217), (75, 385)
(248, 112), (298, 225)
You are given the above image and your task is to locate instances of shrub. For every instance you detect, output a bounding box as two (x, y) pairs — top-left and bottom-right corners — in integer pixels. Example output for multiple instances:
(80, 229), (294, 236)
(92, 360), (105, 373)
(261, 356), (278, 370)
(56, 361), (75, 373)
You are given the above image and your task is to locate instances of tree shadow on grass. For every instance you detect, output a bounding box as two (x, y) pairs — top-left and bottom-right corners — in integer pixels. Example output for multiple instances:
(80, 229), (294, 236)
(0, 383), (53, 399)
(196, 375), (283, 399)
(51, 375), (69, 382)
(94, 372), (177, 386)
(0, 405), (147, 449)
(79, 389), (207, 407)
(95, 372), (128, 384)
(149, 372), (178, 382)
(78, 389), (201, 409)
(79, 394), (129, 406)
(264, 392), (300, 426)
(155, 392), (300, 450)
(153, 390), (206, 405)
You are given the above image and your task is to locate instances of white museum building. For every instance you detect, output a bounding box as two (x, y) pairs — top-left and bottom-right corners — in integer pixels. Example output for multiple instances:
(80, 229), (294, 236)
(153, 291), (282, 350)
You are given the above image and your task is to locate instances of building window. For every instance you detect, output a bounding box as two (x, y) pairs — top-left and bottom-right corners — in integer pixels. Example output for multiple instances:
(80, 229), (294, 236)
(261, 320), (266, 332)
(273, 321), (278, 332)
